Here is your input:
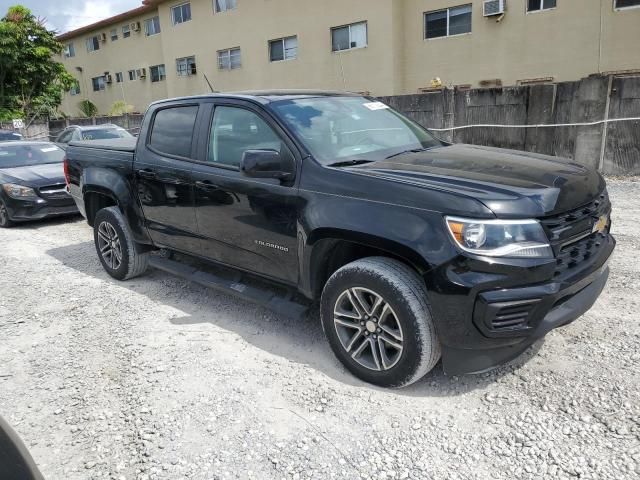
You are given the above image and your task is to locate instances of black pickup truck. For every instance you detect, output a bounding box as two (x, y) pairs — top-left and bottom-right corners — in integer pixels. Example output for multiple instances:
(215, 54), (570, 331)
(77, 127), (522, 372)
(64, 91), (614, 388)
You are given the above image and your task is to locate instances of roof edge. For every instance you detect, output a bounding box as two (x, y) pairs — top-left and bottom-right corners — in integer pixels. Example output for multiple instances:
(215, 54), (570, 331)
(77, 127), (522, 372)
(56, 4), (155, 41)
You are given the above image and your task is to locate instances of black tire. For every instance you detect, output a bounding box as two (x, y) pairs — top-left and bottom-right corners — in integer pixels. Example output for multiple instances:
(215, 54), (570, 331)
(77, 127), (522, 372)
(93, 206), (148, 280)
(321, 257), (441, 388)
(0, 200), (14, 228)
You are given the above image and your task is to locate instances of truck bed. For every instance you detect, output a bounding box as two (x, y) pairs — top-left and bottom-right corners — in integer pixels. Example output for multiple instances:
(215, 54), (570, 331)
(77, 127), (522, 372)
(67, 137), (137, 152)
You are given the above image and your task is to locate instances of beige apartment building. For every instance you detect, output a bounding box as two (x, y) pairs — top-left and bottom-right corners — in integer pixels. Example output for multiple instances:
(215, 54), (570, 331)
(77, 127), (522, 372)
(57, 0), (640, 116)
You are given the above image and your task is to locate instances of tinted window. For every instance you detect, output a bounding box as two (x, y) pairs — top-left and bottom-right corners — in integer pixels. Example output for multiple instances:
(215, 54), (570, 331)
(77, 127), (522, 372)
(208, 107), (285, 167)
(0, 143), (65, 168)
(616, 0), (640, 7)
(149, 106), (198, 158)
(0, 132), (22, 141)
(57, 130), (74, 143)
(82, 128), (133, 140)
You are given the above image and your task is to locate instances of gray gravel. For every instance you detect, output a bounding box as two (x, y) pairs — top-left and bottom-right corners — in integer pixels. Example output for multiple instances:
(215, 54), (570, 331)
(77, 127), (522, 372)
(0, 178), (638, 480)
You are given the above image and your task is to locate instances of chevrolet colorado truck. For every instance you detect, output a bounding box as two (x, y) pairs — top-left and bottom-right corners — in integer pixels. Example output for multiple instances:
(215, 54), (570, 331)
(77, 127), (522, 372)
(64, 91), (614, 388)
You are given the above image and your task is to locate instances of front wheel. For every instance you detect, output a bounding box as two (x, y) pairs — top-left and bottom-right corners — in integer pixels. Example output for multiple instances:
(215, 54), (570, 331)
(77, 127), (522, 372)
(93, 206), (148, 280)
(321, 257), (441, 388)
(0, 200), (14, 228)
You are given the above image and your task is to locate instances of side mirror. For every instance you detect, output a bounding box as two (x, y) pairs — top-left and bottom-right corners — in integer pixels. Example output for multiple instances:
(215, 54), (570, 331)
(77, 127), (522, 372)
(240, 149), (295, 182)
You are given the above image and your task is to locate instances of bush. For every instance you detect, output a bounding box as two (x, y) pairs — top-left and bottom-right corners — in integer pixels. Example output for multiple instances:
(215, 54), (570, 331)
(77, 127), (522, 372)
(78, 99), (98, 118)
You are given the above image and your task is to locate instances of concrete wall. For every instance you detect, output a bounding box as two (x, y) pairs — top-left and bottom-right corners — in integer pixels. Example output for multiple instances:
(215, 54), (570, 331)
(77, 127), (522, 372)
(382, 75), (640, 175)
(56, 0), (640, 114)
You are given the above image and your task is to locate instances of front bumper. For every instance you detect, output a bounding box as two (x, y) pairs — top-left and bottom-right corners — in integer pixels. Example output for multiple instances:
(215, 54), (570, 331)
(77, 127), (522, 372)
(3, 195), (78, 222)
(426, 233), (615, 375)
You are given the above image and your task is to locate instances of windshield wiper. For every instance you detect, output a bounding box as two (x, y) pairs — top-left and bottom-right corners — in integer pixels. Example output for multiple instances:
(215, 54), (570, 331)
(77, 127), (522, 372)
(385, 147), (429, 160)
(327, 159), (376, 168)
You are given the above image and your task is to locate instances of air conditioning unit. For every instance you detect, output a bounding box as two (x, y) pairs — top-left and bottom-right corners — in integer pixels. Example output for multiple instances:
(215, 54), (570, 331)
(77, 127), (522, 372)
(483, 0), (506, 16)
(136, 68), (147, 78)
(131, 21), (141, 32)
(100, 32), (107, 42)
(104, 74), (113, 84)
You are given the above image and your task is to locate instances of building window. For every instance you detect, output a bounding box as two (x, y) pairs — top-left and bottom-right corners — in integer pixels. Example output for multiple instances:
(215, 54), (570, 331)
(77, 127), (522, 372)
(115, 72), (124, 83)
(269, 36), (298, 62)
(92, 76), (105, 92)
(425, 5), (472, 39)
(128, 69), (137, 81)
(172, 3), (192, 25)
(150, 64), (166, 82)
(110, 28), (118, 41)
(218, 48), (241, 70)
(615, 0), (640, 8)
(176, 56), (197, 76)
(527, 0), (557, 11)
(214, 0), (237, 12)
(86, 36), (100, 52)
(145, 16), (161, 35)
(69, 81), (81, 96)
(64, 43), (75, 58)
(331, 21), (367, 52)
(122, 24), (131, 38)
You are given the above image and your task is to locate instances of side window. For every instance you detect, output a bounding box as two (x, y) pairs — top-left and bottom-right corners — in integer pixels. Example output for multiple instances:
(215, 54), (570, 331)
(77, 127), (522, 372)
(208, 106), (288, 167)
(58, 130), (73, 143)
(72, 130), (82, 140)
(149, 105), (199, 158)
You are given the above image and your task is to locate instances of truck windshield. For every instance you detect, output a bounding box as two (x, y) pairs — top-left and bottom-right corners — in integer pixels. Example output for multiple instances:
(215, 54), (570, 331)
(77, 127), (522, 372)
(0, 143), (65, 168)
(270, 96), (442, 165)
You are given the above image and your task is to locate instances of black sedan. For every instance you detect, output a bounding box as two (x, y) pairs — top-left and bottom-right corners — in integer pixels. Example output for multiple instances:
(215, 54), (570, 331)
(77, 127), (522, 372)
(0, 141), (77, 227)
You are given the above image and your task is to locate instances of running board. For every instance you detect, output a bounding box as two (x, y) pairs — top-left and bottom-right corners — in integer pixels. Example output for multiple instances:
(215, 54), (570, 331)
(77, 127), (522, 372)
(148, 255), (309, 320)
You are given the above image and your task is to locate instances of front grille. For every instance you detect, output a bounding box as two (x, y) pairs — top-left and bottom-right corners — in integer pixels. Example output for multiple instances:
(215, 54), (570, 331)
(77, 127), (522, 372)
(539, 190), (611, 279)
(38, 184), (69, 200)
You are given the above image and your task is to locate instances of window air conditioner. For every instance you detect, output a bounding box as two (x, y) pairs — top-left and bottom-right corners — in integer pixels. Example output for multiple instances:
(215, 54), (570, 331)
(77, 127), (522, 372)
(136, 68), (147, 78)
(131, 21), (141, 32)
(483, 0), (506, 16)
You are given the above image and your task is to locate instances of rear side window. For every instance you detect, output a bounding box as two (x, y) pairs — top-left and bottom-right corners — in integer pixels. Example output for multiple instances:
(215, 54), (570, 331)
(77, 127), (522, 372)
(149, 105), (198, 158)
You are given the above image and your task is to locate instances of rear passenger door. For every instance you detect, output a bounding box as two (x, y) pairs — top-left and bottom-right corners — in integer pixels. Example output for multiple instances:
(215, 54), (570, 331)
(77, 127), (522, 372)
(134, 103), (201, 253)
(191, 101), (300, 284)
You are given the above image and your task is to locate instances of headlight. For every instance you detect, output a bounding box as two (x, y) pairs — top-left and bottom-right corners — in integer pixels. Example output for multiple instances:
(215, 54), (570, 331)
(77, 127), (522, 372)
(2, 183), (38, 199)
(445, 216), (552, 258)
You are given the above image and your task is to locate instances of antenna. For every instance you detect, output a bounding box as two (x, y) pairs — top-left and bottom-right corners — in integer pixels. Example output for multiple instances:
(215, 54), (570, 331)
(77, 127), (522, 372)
(203, 73), (217, 93)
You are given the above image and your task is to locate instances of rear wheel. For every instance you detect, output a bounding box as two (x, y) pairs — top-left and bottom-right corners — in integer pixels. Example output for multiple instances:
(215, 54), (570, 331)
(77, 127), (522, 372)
(0, 201), (14, 228)
(321, 257), (441, 388)
(93, 206), (148, 280)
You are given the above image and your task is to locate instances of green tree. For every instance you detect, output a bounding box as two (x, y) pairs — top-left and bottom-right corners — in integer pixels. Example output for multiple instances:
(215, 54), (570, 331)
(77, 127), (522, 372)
(78, 99), (98, 118)
(0, 5), (74, 123)
(110, 100), (134, 116)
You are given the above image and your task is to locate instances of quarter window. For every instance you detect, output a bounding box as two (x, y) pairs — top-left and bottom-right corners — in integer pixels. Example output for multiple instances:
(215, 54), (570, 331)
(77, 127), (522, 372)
(110, 28), (118, 41)
(64, 43), (75, 58)
(269, 36), (298, 62)
(144, 16), (161, 35)
(208, 107), (286, 167)
(86, 36), (100, 52)
(615, 0), (640, 8)
(150, 64), (166, 82)
(331, 21), (367, 52)
(527, 0), (557, 11)
(218, 48), (241, 70)
(122, 24), (131, 38)
(425, 5), (472, 39)
(171, 3), (192, 25)
(92, 76), (105, 91)
(150, 106), (199, 158)
(214, 0), (237, 12)
(176, 56), (197, 76)
(128, 69), (137, 81)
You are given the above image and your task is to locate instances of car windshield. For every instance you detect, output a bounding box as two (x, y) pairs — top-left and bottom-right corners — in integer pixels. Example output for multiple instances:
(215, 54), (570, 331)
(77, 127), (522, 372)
(81, 127), (132, 140)
(0, 143), (65, 168)
(269, 96), (442, 164)
(0, 132), (22, 141)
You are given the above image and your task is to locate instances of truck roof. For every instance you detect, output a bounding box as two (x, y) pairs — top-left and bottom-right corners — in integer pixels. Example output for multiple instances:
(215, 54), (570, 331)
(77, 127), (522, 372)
(149, 90), (361, 107)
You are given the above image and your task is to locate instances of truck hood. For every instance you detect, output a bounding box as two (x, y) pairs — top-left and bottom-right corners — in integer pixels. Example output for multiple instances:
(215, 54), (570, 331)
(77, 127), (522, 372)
(0, 162), (66, 188)
(352, 144), (605, 217)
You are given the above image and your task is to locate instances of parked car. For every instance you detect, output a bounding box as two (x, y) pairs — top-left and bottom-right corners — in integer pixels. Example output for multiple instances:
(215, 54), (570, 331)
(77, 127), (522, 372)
(0, 130), (23, 141)
(0, 141), (77, 227)
(54, 124), (132, 149)
(64, 91), (614, 388)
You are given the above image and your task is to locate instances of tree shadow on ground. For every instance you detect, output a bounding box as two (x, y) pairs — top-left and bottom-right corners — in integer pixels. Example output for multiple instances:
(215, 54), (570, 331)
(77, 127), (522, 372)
(46, 241), (544, 397)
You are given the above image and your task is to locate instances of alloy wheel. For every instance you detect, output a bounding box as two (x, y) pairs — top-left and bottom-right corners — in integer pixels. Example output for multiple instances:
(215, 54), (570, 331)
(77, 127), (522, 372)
(97, 221), (123, 270)
(333, 287), (404, 371)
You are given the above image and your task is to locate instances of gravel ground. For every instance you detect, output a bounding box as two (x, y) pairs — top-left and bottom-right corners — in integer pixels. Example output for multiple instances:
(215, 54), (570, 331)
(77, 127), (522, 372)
(0, 178), (638, 480)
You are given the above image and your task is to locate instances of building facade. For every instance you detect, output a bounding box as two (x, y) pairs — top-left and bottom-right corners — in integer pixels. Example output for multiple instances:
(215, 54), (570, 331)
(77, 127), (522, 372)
(57, 0), (640, 116)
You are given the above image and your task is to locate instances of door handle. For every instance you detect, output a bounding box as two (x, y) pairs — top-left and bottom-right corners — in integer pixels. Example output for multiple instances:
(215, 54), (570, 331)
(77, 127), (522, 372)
(195, 180), (219, 191)
(137, 169), (157, 179)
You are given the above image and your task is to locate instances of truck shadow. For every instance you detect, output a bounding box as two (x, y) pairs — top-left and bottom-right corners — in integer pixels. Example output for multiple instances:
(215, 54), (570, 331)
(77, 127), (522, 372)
(46, 241), (543, 397)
